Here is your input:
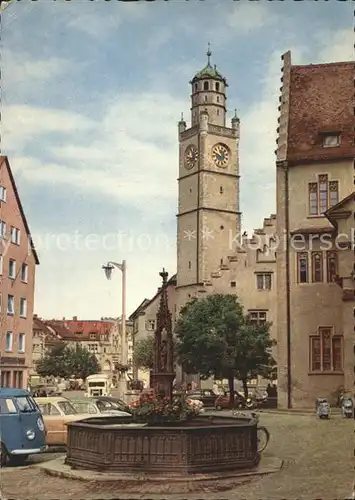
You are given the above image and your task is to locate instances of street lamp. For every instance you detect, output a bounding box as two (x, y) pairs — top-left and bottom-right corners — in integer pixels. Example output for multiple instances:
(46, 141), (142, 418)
(102, 260), (127, 371)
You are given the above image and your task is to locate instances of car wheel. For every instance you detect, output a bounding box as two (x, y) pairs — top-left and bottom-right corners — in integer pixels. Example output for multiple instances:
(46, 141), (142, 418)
(0, 443), (8, 467)
(215, 405), (223, 411)
(236, 402), (244, 409)
(9, 454), (28, 466)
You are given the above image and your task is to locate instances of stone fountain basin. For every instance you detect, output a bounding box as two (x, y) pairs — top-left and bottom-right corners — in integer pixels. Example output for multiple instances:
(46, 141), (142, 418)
(65, 414), (259, 475)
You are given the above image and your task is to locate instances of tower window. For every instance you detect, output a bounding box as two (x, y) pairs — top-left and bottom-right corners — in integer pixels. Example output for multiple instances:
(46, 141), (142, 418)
(204, 95), (207, 102)
(216, 96), (219, 103)
(217, 109), (220, 116)
(188, 261), (191, 270)
(220, 186), (223, 194)
(203, 81), (209, 91)
(194, 83), (198, 92)
(216, 82), (220, 92)
(220, 225), (224, 230)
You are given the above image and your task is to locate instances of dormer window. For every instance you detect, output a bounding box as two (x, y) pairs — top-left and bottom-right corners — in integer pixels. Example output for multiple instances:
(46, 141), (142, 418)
(322, 134), (340, 148)
(203, 81), (209, 91)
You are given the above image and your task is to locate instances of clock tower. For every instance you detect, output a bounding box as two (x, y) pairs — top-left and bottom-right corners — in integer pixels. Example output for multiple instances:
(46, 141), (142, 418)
(176, 46), (241, 292)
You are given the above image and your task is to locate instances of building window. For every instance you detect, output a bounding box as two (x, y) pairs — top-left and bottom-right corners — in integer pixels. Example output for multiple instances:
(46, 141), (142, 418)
(9, 259), (16, 280)
(230, 281), (236, 288)
(0, 220), (6, 238)
(308, 183), (318, 215)
(322, 134), (340, 148)
(20, 297), (27, 318)
(18, 333), (25, 353)
(310, 327), (342, 372)
(326, 251), (338, 282)
(215, 82), (220, 92)
(308, 176), (339, 215)
(0, 186), (7, 202)
(5, 331), (13, 352)
(7, 295), (14, 315)
(311, 252), (323, 282)
(329, 181), (339, 207)
(204, 95), (207, 102)
(216, 96), (220, 103)
(11, 227), (20, 245)
(0, 372), (11, 388)
(188, 261), (191, 269)
(319, 174), (328, 213)
(248, 310), (267, 326)
(194, 83), (198, 92)
(297, 252), (308, 283)
(145, 320), (156, 331)
(89, 333), (96, 340)
(217, 109), (220, 115)
(203, 81), (208, 91)
(21, 263), (28, 282)
(220, 186), (223, 194)
(256, 273), (272, 290)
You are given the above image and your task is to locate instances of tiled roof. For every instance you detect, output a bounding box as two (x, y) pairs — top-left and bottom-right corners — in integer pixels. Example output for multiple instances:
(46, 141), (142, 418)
(287, 62), (355, 164)
(44, 318), (116, 339)
(33, 316), (63, 345)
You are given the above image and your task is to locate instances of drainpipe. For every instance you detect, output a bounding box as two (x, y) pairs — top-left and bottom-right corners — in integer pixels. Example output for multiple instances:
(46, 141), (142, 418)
(284, 164), (292, 408)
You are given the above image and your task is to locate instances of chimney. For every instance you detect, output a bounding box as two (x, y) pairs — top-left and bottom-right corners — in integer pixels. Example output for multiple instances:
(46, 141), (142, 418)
(73, 316), (77, 321)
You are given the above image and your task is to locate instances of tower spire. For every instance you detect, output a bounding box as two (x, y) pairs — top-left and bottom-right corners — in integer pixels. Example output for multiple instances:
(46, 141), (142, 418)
(207, 42), (212, 66)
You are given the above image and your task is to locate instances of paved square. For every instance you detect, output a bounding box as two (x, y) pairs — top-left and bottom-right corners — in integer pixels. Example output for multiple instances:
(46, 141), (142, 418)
(0, 413), (353, 500)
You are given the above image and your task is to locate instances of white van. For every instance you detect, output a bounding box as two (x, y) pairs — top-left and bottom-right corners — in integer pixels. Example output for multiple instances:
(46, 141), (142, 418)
(85, 374), (111, 397)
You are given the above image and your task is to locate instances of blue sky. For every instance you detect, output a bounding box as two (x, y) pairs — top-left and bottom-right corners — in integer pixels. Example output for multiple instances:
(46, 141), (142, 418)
(1, 0), (352, 319)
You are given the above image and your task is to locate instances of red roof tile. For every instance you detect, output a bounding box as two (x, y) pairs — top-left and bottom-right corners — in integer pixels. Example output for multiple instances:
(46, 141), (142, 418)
(287, 62), (355, 164)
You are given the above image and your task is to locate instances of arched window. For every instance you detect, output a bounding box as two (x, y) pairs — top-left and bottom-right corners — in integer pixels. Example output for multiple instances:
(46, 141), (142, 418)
(203, 81), (209, 91)
(216, 82), (220, 92)
(216, 96), (220, 103)
(217, 109), (220, 115)
(194, 83), (198, 92)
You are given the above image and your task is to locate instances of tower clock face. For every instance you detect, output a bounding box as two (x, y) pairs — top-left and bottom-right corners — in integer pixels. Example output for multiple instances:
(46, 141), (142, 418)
(184, 144), (198, 170)
(212, 143), (229, 168)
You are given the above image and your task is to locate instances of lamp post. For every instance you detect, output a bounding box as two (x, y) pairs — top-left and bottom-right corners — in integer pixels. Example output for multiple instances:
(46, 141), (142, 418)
(102, 260), (127, 393)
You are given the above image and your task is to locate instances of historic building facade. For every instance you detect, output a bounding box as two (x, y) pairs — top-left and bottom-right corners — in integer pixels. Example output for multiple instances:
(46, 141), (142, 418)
(0, 156), (39, 389)
(130, 50), (277, 387)
(276, 52), (355, 408)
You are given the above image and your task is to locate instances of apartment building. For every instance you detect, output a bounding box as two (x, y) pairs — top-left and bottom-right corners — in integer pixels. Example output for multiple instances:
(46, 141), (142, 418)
(0, 156), (39, 389)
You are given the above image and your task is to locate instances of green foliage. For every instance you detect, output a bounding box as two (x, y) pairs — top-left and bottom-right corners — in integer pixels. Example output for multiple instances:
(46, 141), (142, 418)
(133, 336), (155, 370)
(133, 335), (178, 371)
(36, 343), (101, 380)
(175, 294), (276, 397)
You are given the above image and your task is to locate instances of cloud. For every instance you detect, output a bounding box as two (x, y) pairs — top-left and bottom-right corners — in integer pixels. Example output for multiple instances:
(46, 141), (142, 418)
(315, 29), (354, 62)
(1, 49), (72, 87)
(5, 92), (185, 214)
(226, 2), (278, 33)
(2, 105), (95, 150)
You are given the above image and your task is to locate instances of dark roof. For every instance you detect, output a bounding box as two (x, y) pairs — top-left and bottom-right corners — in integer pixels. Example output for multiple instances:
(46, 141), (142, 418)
(0, 156), (39, 264)
(33, 316), (63, 344)
(286, 62), (355, 164)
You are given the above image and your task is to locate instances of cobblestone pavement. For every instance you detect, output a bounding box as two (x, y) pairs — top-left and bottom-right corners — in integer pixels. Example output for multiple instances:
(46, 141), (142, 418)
(0, 413), (353, 500)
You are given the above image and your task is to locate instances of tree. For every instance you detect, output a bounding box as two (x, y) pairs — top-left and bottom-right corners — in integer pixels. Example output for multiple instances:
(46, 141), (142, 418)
(175, 294), (276, 406)
(67, 343), (101, 380)
(36, 344), (70, 379)
(36, 343), (100, 381)
(133, 336), (155, 370)
(133, 335), (179, 372)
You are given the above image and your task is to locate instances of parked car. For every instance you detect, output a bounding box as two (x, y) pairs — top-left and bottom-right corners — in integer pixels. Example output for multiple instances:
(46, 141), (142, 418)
(95, 396), (131, 413)
(214, 391), (247, 410)
(0, 388), (47, 466)
(70, 397), (131, 417)
(35, 396), (102, 446)
(187, 389), (217, 407)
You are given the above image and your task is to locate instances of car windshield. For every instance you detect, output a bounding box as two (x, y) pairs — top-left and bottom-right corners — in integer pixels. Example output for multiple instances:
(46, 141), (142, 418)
(57, 401), (77, 415)
(15, 396), (37, 413)
(88, 382), (105, 387)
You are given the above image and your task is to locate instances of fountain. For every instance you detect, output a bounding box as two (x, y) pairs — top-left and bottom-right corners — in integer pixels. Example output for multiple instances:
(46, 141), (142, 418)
(65, 270), (259, 477)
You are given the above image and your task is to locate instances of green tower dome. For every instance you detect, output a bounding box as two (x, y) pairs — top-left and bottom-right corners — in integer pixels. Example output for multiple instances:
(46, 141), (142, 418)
(190, 44), (227, 84)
